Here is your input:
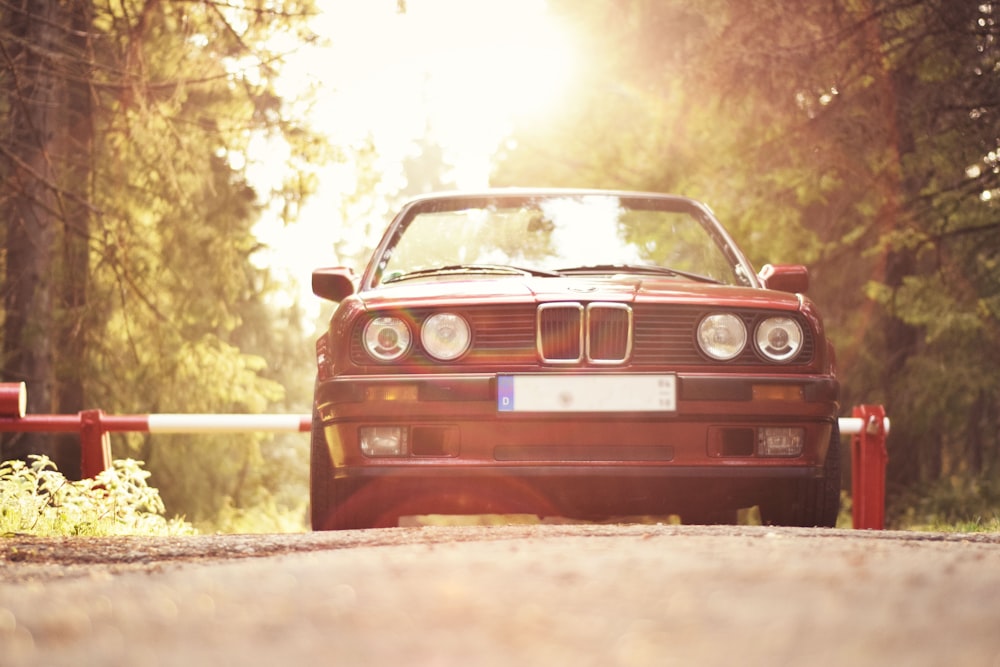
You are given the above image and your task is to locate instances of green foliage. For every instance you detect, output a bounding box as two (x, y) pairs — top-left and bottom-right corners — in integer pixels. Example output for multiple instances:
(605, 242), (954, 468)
(888, 476), (1000, 532)
(137, 431), (308, 533)
(1, 1), (323, 529)
(15, 1), (324, 529)
(836, 492), (856, 530)
(0, 456), (194, 537)
(208, 493), (307, 534)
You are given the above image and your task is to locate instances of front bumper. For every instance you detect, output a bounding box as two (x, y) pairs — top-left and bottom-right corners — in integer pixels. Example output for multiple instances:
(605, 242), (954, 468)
(315, 372), (839, 473)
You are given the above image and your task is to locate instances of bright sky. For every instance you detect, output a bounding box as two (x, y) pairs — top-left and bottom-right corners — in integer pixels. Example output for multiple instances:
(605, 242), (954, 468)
(247, 0), (577, 323)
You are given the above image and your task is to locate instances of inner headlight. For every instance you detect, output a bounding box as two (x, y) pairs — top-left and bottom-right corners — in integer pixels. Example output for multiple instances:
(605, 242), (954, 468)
(363, 316), (411, 361)
(755, 317), (803, 362)
(697, 313), (747, 361)
(421, 312), (471, 361)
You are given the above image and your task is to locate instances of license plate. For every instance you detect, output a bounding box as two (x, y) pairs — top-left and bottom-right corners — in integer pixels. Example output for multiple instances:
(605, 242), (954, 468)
(497, 374), (676, 413)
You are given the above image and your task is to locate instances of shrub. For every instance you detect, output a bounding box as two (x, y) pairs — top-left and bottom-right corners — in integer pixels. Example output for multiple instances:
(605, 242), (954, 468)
(0, 455), (194, 537)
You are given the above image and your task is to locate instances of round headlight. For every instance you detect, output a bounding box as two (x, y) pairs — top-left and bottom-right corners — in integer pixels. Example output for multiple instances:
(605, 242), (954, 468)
(421, 312), (471, 361)
(697, 313), (747, 361)
(363, 316), (411, 361)
(755, 317), (803, 362)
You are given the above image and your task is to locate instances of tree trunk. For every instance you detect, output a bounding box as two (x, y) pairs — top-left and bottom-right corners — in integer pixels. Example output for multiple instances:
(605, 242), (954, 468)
(53, 1), (95, 480)
(857, 2), (923, 487)
(1, 0), (92, 477)
(966, 389), (985, 477)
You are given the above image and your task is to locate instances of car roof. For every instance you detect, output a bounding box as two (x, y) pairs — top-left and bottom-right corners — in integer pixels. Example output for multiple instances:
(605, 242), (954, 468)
(399, 188), (703, 205)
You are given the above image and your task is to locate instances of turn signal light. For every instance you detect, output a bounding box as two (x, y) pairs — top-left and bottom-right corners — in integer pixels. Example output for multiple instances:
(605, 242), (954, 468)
(365, 385), (419, 402)
(752, 384), (803, 401)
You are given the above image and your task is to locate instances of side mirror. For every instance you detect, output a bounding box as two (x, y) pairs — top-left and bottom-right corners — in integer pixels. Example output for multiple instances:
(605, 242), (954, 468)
(312, 267), (357, 302)
(758, 264), (809, 294)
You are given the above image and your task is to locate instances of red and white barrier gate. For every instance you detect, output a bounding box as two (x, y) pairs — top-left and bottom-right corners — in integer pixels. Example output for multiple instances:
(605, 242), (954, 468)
(0, 382), (890, 529)
(840, 405), (890, 530)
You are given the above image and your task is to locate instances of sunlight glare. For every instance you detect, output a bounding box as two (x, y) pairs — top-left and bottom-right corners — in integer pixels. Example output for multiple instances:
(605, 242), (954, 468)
(409, 1), (576, 185)
(301, 0), (576, 187)
(248, 1), (579, 324)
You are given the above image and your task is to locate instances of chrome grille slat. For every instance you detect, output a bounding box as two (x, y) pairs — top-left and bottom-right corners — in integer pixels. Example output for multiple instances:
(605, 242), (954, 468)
(537, 303), (584, 363)
(585, 303), (632, 364)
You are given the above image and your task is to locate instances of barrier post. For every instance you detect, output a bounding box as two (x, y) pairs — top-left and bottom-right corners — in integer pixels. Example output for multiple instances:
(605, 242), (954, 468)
(851, 404), (888, 529)
(0, 382), (27, 418)
(79, 409), (112, 479)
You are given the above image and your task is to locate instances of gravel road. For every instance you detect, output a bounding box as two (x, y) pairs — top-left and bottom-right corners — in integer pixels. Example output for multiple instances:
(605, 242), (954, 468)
(2, 524), (1000, 667)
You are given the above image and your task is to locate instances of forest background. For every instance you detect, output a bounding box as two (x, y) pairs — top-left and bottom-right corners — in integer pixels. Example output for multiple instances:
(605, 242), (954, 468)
(1, 0), (998, 532)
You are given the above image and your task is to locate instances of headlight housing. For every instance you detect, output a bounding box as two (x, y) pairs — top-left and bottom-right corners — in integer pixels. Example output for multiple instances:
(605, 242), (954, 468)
(363, 316), (411, 361)
(697, 313), (747, 361)
(421, 312), (471, 361)
(755, 317), (803, 362)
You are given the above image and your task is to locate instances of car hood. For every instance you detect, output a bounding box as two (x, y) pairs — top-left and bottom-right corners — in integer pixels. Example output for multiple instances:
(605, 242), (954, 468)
(354, 275), (804, 311)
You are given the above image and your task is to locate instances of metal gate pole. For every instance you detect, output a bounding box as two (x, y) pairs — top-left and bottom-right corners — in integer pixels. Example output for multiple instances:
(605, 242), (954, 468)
(851, 404), (889, 529)
(79, 410), (113, 479)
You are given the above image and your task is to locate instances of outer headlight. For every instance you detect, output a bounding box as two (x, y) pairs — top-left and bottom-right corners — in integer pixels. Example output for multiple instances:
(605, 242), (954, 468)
(363, 316), (411, 361)
(421, 312), (471, 361)
(755, 317), (803, 362)
(697, 313), (747, 361)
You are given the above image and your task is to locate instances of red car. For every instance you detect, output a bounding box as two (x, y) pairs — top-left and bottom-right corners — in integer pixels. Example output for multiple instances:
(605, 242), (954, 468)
(310, 190), (840, 529)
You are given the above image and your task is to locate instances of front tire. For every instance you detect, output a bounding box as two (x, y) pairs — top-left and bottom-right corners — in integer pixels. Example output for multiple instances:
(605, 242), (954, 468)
(310, 413), (388, 530)
(760, 422), (841, 527)
(309, 411), (336, 531)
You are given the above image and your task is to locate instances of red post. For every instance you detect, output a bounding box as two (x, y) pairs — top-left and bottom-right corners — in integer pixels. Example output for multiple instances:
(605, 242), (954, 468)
(851, 404), (888, 529)
(0, 382), (27, 417)
(79, 409), (112, 478)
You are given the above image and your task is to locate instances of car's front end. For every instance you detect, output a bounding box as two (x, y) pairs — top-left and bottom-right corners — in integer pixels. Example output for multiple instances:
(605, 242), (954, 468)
(310, 190), (840, 529)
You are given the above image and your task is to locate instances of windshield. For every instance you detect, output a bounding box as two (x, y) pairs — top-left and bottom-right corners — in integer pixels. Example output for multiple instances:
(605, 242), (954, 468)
(372, 194), (750, 287)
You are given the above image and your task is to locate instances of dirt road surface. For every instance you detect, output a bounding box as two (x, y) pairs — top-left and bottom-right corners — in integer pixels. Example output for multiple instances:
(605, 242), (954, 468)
(1, 524), (999, 667)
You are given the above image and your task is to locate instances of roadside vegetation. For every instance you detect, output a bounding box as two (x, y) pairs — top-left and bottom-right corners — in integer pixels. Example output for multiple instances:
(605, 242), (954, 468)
(0, 456), (193, 537)
(886, 479), (1000, 533)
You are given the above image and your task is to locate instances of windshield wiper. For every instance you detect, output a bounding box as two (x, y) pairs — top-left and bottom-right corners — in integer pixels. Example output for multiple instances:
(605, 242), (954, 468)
(554, 264), (723, 284)
(383, 264), (563, 283)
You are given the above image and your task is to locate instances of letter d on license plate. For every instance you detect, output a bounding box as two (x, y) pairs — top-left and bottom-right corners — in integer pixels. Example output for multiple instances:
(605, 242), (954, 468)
(497, 374), (676, 412)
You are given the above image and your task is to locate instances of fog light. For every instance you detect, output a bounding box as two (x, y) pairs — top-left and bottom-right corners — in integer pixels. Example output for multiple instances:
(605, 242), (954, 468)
(758, 427), (804, 457)
(359, 426), (407, 456)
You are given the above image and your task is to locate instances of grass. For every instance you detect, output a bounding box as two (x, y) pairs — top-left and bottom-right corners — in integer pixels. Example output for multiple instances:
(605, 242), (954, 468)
(1, 455), (194, 537)
(885, 475), (1000, 534)
(896, 514), (1000, 534)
